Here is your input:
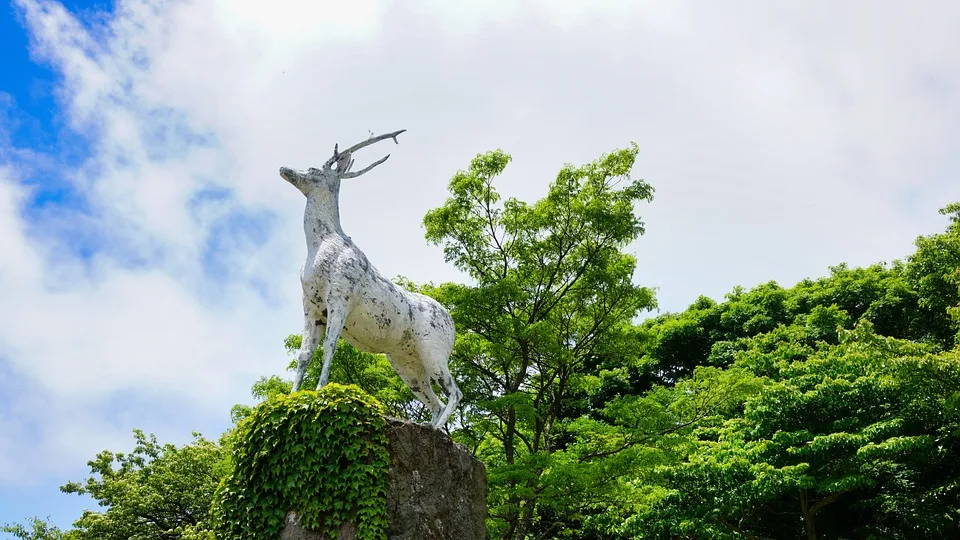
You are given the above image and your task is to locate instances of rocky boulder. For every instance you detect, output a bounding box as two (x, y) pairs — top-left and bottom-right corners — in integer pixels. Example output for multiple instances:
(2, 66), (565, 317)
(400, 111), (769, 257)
(281, 418), (487, 540)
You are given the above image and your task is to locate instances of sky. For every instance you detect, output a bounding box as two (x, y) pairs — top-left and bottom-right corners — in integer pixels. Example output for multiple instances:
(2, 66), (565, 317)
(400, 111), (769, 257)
(2, 0), (960, 531)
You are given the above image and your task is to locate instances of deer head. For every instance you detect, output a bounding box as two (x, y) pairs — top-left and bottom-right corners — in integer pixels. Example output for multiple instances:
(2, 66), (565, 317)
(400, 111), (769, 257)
(279, 129), (405, 196)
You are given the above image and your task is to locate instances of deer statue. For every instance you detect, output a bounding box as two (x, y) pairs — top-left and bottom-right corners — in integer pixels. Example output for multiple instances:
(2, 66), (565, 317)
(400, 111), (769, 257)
(279, 130), (462, 428)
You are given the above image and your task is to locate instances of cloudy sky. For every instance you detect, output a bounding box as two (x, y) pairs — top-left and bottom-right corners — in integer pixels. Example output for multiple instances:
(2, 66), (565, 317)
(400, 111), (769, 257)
(2, 0), (960, 528)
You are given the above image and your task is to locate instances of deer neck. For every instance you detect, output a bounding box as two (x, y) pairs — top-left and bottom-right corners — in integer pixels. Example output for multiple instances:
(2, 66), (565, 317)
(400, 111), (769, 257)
(303, 185), (344, 249)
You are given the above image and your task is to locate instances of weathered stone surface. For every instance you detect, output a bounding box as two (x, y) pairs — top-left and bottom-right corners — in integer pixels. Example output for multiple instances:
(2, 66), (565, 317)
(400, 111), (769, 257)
(280, 418), (487, 540)
(384, 418), (487, 539)
(280, 514), (354, 540)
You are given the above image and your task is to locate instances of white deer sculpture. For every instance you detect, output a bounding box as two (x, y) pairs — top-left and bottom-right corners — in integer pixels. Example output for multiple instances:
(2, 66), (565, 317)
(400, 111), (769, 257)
(279, 130), (462, 428)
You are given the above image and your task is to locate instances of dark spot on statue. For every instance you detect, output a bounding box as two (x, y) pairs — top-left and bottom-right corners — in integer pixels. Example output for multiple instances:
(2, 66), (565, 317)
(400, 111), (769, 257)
(407, 305), (415, 321)
(400, 329), (414, 347)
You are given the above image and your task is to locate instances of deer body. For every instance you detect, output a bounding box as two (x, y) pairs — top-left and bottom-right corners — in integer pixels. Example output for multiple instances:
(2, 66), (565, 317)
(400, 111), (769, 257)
(281, 130), (461, 428)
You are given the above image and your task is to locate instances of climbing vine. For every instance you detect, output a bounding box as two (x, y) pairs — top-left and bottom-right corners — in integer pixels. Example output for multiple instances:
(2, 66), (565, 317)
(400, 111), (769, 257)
(212, 384), (390, 539)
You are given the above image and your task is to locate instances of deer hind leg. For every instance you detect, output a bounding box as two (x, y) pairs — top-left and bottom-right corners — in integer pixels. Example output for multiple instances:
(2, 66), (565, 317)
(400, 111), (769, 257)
(387, 355), (444, 422)
(317, 303), (348, 389)
(293, 309), (324, 392)
(419, 377), (445, 421)
(427, 357), (462, 428)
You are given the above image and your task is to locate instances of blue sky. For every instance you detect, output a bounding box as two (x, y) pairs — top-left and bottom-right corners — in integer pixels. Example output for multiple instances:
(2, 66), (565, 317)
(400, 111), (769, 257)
(3, 0), (960, 534)
(0, 0), (279, 528)
(1, 0), (103, 159)
(1, 0), (102, 528)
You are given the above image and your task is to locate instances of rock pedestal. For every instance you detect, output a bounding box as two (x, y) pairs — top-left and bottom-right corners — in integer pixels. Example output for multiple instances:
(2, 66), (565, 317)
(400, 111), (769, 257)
(281, 418), (487, 540)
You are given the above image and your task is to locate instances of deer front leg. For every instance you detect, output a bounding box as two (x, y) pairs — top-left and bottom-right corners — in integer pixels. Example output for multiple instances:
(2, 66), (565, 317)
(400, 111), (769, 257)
(292, 311), (324, 392)
(317, 304), (348, 388)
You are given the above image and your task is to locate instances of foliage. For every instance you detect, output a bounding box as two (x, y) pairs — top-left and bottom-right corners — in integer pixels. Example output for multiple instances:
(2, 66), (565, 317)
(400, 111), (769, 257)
(637, 261), (938, 389)
(624, 323), (960, 539)
(536, 365), (764, 538)
(906, 202), (960, 346)
(212, 384), (390, 540)
(575, 202), (960, 539)
(423, 143), (657, 538)
(52, 430), (228, 540)
(1, 517), (74, 540)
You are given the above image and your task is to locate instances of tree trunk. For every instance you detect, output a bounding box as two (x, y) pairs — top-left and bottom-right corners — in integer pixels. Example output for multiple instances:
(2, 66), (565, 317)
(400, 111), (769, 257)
(515, 496), (537, 540)
(799, 489), (818, 540)
(500, 407), (519, 540)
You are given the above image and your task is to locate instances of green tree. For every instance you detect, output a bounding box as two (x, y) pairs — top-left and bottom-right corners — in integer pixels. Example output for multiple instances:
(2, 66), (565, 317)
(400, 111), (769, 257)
(907, 202), (960, 347)
(634, 322), (960, 539)
(422, 143), (657, 538)
(58, 430), (229, 540)
(640, 260), (938, 389)
(568, 365), (764, 539)
(1, 517), (74, 540)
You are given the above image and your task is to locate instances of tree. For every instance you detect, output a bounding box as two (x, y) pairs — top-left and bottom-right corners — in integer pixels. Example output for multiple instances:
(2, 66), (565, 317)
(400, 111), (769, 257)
(58, 430), (229, 540)
(1, 517), (74, 540)
(907, 202), (960, 347)
(634, 322), (960, 539)
(422, 143), (657, 538)
(638, 258), (944, 390)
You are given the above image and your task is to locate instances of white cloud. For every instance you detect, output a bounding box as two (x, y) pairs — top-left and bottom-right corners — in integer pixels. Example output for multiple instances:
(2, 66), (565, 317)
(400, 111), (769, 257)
(2, 0), (960, 515)
(0, 167), (40, 281)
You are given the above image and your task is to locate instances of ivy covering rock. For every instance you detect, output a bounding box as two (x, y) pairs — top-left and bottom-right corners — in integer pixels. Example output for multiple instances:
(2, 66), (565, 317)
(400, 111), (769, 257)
(212, 384), (390, 540)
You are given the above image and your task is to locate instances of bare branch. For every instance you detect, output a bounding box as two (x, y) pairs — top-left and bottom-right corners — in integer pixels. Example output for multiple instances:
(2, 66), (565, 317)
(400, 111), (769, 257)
(809, 491), (845, 515)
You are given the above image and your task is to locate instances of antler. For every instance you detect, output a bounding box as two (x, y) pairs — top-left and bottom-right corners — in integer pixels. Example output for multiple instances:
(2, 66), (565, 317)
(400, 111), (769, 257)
(323, 129), (405, 179)
(339, 129), (405, 156)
